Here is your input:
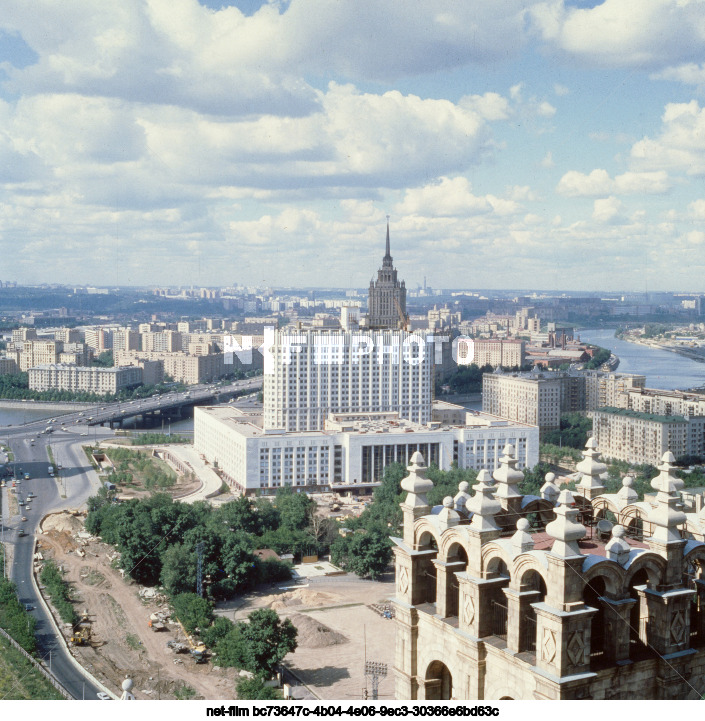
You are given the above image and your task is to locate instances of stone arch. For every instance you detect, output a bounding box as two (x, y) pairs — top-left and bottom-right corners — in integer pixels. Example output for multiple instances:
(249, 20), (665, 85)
(624, 552), (666, 592)
(414, 520), (441, 551)
(424, 660), (452, 701)
(592, 497), (620, 525)
(520, 497), (556, 528)
(481, 543), (512, 580)
(442, 540), (469, 619)
(511, 555), (549, 592)
(620, 505), (648, 540)
(414, 520), (440, 605)
(683, 543), (705, 587)
(582, 559), (625, 599)
(484, 680), (524, 701)
(439, 529), (470, 562)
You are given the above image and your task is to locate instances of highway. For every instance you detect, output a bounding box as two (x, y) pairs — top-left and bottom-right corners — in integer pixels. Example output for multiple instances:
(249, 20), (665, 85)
(0, 375), (262, 699)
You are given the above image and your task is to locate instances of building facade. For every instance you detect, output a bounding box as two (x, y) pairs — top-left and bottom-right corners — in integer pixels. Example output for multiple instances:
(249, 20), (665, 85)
(194, 405), (538, 495)
(472, 339), (526, 369)
(591, 406), (705, 466)
(262, 329), (434, 432)
(28, 364), (143, 394)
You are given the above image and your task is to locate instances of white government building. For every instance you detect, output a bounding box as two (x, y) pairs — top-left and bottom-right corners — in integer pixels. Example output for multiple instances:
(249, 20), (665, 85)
(194, 403), (538, 495)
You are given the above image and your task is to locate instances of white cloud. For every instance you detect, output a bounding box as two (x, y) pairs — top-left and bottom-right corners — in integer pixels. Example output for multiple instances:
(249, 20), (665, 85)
(554, 83), (569, 96)
(592, 196), (626, 224)
(541, 151), (555, 168)
(688, 199), (705, 219)
(556, 169), (672, 197)
(395, 176), (520, 217)
(630, 100), (705, 175)
(530, 0), (705, 69)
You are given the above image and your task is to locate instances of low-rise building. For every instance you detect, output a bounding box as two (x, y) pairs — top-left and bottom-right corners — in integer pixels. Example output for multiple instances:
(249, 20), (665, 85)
(194, 405), (538, 495)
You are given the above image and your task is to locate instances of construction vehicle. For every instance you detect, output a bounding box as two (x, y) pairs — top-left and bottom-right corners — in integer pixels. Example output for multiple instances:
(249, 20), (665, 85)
(176, 618), (208, 663)
(148, 612), (167, 631)
(70, 610), (93, 646)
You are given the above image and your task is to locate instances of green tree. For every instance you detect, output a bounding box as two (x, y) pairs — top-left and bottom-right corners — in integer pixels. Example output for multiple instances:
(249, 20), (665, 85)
(171, 593), (214, 634)
(331, 529), (392, 580)
(236, 676), (283, 700)
(232, 609), (297, 679)
(160, 543), (197, 596)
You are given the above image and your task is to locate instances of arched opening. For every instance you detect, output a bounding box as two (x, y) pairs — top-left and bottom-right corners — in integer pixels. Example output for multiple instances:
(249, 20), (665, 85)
(445, 543), (468, 619)
(583, 576), (606, 667)
(624, 513), (644, 541)
(417, 532), (438, 605)
(425, 661), (452, 701)
(685, 556), (705, 648)
(518, 569), (546, 654)
(485, 555), (511, 641)
(628, 568), (650, 660)
(499, 696), (514, 700)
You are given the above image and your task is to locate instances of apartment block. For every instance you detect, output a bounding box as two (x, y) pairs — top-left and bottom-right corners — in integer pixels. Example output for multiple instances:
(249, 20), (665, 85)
(472, 339), (525, 368)
(19, 340), (63, 371)
(591, 407), (691, 466)
(28, 364), (143, 394)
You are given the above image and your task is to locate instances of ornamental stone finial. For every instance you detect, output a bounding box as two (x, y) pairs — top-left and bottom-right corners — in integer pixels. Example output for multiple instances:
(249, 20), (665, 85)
(454, 480), (471, 514)
(467, 469), (501, 531)
(493, 444), (523, 501)
(605, 525), (631, 566)
(540, 472), (560, 504)
(648, 451), (687, 544)
(545, 489), (586, 557)
(617, 475), (638, 505)
(511, 518), (534, 553)
(400, 452), (433, 508)
(575, 437), (606, 500)
(437, 496), (460, 530)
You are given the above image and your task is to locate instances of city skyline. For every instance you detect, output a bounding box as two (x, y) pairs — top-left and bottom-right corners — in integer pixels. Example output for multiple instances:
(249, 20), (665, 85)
(1, 1), (705, 291)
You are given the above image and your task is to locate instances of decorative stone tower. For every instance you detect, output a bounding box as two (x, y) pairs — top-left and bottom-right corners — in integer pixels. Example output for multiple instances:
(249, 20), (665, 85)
(392, 442), (705, 700)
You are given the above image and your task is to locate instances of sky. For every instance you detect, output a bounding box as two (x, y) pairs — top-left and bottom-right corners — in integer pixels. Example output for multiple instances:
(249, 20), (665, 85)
(1, 0), (705, 292)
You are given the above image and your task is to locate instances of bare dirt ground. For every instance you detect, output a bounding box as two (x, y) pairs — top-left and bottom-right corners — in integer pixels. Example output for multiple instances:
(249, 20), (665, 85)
(218, 574), (397, 701)
(36, 511), (239, 700)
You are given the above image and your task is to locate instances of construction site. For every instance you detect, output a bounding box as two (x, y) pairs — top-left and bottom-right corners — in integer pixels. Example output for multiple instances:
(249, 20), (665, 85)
(33, 509), (395, 700)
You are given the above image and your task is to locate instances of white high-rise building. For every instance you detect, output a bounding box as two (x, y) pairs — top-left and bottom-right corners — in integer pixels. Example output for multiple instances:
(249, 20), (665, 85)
(263, 328), (434, 432)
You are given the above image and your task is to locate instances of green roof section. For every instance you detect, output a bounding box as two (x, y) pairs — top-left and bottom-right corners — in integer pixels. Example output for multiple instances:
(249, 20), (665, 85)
(595, 406), (687, 424)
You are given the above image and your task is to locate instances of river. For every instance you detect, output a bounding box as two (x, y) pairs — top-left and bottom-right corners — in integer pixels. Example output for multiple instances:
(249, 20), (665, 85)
(579, 328), (705, 391)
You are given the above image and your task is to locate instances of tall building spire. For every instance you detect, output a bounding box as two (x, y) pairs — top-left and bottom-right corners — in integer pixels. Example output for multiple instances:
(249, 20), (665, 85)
(383, 215), (392, 267)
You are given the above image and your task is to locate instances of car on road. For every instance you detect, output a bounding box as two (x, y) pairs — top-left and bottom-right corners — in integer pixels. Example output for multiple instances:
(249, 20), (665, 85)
(25, 506), (31, 511)
(18, 529), (25, 537)
(97, 692), (112, 700)
(21, 516), (27, 522)
(24, 473), (30, 480)
(23, 603), (33, 611)
(18, 500), (24, 506)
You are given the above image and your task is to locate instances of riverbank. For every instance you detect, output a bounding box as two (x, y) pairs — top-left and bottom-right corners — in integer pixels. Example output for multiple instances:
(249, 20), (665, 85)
(0, 400), (94, 412)
(617, 333), (705, 365)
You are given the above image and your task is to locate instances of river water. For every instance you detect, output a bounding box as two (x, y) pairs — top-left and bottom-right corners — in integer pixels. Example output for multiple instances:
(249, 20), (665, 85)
(578, 328), (705, 391)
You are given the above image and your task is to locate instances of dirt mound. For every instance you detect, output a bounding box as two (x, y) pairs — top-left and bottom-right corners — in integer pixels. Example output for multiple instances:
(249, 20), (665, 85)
(41, 511), (84, 535)
(269, 588), (342, 611)
(290, 614), (347, 649)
